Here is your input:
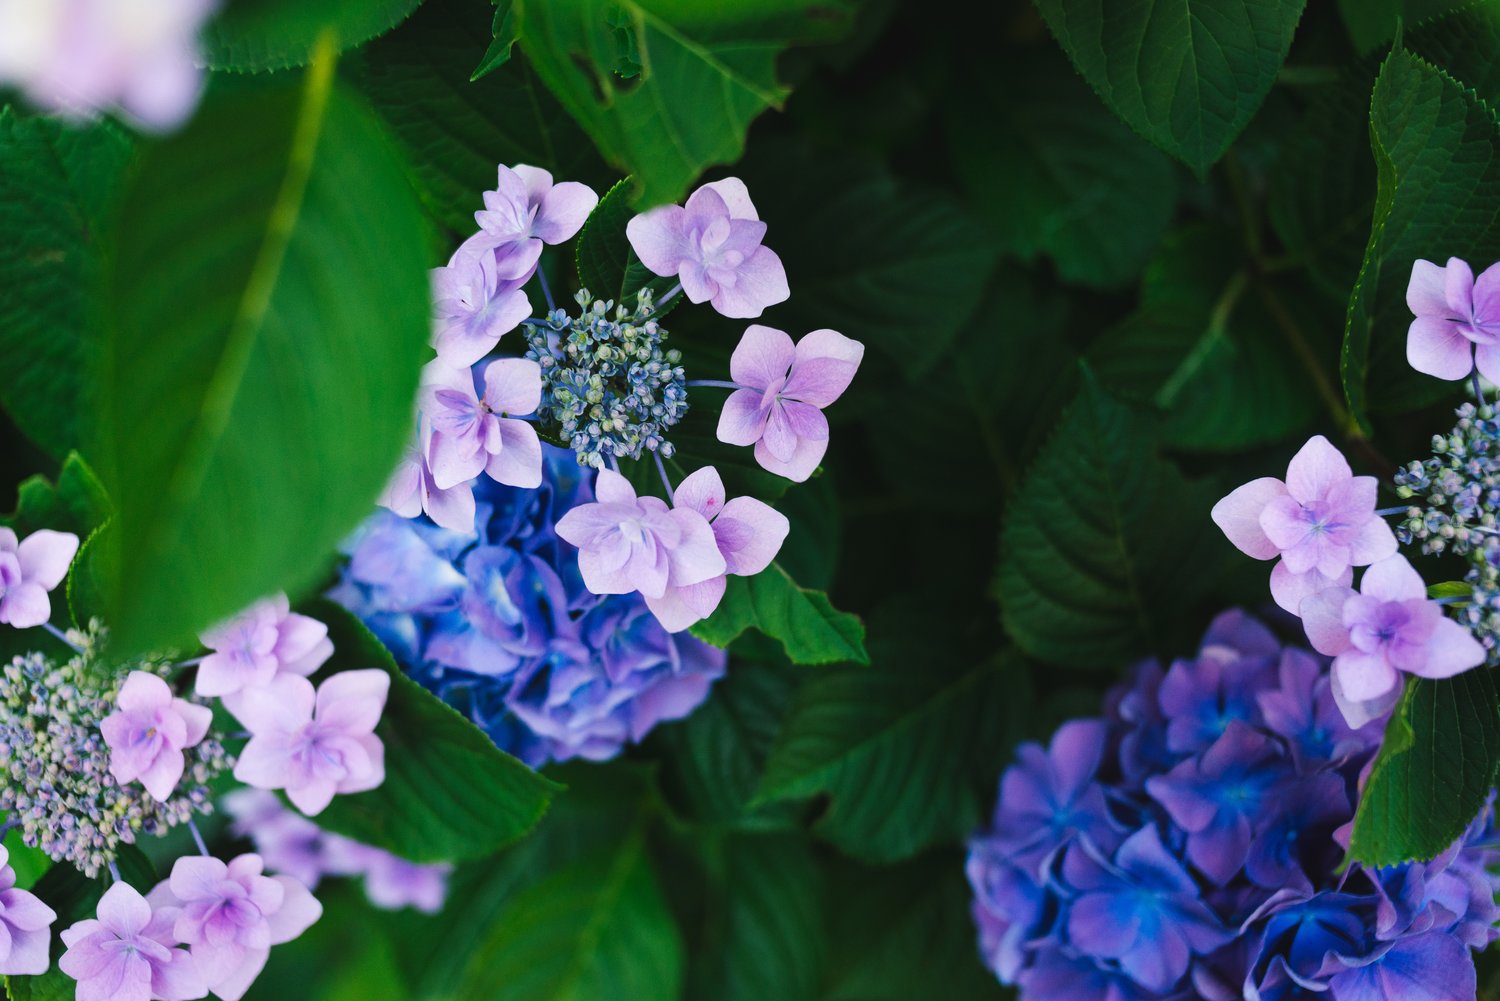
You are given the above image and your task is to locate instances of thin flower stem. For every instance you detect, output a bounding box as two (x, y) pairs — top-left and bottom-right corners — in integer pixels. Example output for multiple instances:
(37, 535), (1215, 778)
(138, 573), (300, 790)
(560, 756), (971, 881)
(0, 819), (16, 839)
(1437, 595), (1468, 606)
(537, 265), (556, 312)
(658, 282), (682, 309)
(687, 379), (740, 390)
(1473, 371), (1486, 407)
(1375, 505), (1408, 517)
(174, 655), (203, 669)
(654, 451), (675, 503)
(188, 819), (210, 856)
(42, 621), (83, 653)
(108, 859), (122, 883)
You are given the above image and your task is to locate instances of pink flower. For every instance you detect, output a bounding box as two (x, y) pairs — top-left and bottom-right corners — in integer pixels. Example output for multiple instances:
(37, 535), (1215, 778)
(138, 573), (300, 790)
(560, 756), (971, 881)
(1211, 436), (1397, 615)
(642, 466), (789, 632)
(321, 838), (450, 914)
(58, 882), (207, 1001)
(101, 671), (213, 802)
(196, 595), (332, 699)
(230, 671), (389, 816)
(430, 236), (536, 368)
(1406, 257), (1500, 381)
(715, 325), (864, 482)
(223, 791), (332, 891)
(421, 358), (543, 491)
(0, 844), (57, 976)
(0, 527), (78, 629)
(474, 164), (597, 256)
(146, 854), (321, 1001)
(378, 436), (476, 534)
(626, 178), (789, 318)
(554, 469), (725, 600)
(1301, 555), (1486, 729)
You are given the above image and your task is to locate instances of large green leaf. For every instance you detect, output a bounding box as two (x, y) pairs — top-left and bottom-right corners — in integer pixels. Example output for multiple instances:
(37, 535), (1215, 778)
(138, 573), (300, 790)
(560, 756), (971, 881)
(948, 49), (1177, 289)
(0, 111), (131, 457)
(96, 51), (433, 657)
(690, 563), (868, 666)
(575, 177), (680, 314)
(995, 370), (1222, 666)
(1336, 0), (1476, 52)
(203, 0), (427, 71)
(352, 0), (609, 233)
(1349, 668), (1500, 866)
(511, 0), (856, 206)
(1342, 46), (1500, 428)
(303, 600), (561, 863)
(1034, 0), (1308, 175)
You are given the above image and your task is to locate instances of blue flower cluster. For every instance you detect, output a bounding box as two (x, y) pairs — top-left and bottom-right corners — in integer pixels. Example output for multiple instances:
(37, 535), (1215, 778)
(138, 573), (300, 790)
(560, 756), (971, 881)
(967, 611), (1500, 1001)
(330, 445), (725, 767)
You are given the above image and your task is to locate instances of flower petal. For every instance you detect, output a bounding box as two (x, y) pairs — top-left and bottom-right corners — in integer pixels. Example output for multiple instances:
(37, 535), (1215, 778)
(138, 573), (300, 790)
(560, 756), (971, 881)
(1284, 435), (1352, 506)
(729, 324), (796, 390)
(1408, 316), (1475, 380)
(1211, 477), (1288, 560)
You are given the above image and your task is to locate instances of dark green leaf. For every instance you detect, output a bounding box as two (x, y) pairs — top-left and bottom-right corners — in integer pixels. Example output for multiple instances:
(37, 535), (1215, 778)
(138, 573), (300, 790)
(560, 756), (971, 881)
(0, 111), (130, 457)
(474, 0), (521, 79)
(691, 563), (867, 666)
(4, 970), (73, 1001)
(1349, 668), (1500, 866)
(574, 177), (678, 313)
(0, 452), (110, 538)
(1337, 0), (1476, 53)
(203, 0), (427, 71)
(303, 600), (561, 863)
(97, 54), (433, 657)
(1035, 0), (1308, 174)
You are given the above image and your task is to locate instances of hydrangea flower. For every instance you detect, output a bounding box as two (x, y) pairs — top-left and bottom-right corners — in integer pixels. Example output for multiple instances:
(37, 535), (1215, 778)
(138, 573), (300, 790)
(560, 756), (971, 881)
(1211, 435), (1397, 614)
(475, 164), (598, 259)
(0, 527), (78, 629)
(430, 238), (536, 368)
(322, 839), (450, 914)
(967, 610), (1499, 1001)
(1301, 554), (1486, 729)
(642, 465), (789, 632)
(230, 671), (389, 816)
(554, 468), (724, 600)
(378, 438), (476, 534)
(332, 446), (727, 766)
(58, 882), (207, 1001)
(0, 844), (57, 976)
(101, 671), (214, 802)
(146, 854), (321, 1001)
(1406, 257), (1500, 382)
(0, 0), (216, 131)
(715, 325), (864, 482)
(196, 594), (332, 699)
(626, 178), (789, 318)
(422, 358), (543, 491)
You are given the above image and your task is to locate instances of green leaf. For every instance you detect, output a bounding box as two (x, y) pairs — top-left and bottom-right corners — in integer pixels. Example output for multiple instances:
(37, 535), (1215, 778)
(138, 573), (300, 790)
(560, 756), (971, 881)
(691, 563), (867, 666)
(1349, 668), (1500, 866)
(1428, 580), (1473, 600)
(511, 0), (856, 206)
(454, 827), (683, 1001)
(1337, 0), (1477, 53)
(575, 177), (679, 313)
(752, 642), (1026, 863)
(996, 369), (1222, 666)
(202, 0), (427, 71)
(4, 971), (74, 1001)
(0, 452), (110, 538)
(1342, 47), (1500, 428)
(947, 48), (1177, 289)
(0, 111), (131, 457)
(66, 521), (113, 630)
(474, 0), (521, 79)
(302, 600), (561, 863)
(1, 829), (50, 891)
(1034, 0), (1308, 175)
(97, 52), (433, 657)
(352, 0), (609, 234)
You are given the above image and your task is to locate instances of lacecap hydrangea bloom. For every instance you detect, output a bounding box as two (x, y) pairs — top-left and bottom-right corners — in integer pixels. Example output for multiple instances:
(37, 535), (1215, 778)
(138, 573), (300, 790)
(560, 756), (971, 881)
(335, 444), (727, 766)
(967, 611), (1500, 1001)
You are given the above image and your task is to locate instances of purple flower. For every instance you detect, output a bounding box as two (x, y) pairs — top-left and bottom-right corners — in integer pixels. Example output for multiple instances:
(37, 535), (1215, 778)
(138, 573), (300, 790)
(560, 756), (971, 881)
(474, 164), (597, 257)
(101, 671), (213, 802)
(1157, 638), (1276, 755)
(0, 0), (216, 132)
(1301, 555), (1485, 729)
(231, 671), (389, 816)
(1257, 648), (1371, 770)
(196, 594), (332, 699)
(642, 465), (789, 632)
(430, 237), (536, 368)
(626, 178), (789, 318)
(553, 469), (724, 600)
(715, 325), (865, 482)
(1326, 931), (1476, 1001)
(223, 790), (332, 891)
(146, 854), (321, 1001)
(1062, 825), (1230, 992)
(1018, 952), (1168, 1001)
(1212, 436), (1397, 614)
(58, 881), (207, 1001)
(0, 527), (78, 629)
(378, 436), (476, 534)
(422, 358), (543, 491)
(0, 844), (57, 976)
(990, 719), (1118, 874)
(321, 838), (450, 914)
(1243, 771), (1349, 893)
(1406, 257), (1500, 382)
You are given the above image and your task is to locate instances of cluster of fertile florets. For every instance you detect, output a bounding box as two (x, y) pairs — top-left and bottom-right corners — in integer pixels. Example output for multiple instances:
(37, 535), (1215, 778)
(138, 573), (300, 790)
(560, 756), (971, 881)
(522, 288), (689, 468)
(968, 612), (1500, 1001)
(0, 638), (228, 877)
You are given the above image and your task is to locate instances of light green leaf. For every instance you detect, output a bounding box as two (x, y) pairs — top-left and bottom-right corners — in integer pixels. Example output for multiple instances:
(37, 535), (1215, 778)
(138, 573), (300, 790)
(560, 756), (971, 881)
(0, 111), (131, 457)
(1349, 668), (1500, 866)
(97, 49), (433, 657)
(203, 0), (427, 71)
(1034, 0), (1308, 175)
(303, 600), (561, 863)
(691, 563), (868, 666)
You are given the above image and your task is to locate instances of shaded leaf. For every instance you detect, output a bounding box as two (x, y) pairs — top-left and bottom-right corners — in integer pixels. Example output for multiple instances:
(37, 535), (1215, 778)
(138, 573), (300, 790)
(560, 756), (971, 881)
(691, 563), (868, 666)
(203, 0), (427, 71)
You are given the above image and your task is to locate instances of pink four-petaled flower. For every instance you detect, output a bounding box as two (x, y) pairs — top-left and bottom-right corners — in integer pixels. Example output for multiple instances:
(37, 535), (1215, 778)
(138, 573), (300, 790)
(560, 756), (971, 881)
(0, 844), (57, 976)
(0, 527), (78, 629)
(101, 671), (213, 802)
(474, 164), (598, 259)
(1406, 257), (1500, 382)
(197, 594), (332, 700)
(58, 882), (207, 1001)
(429, 236), (537, 368)
(422, 358), (544, 491)
(378, 437), (476, 535)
